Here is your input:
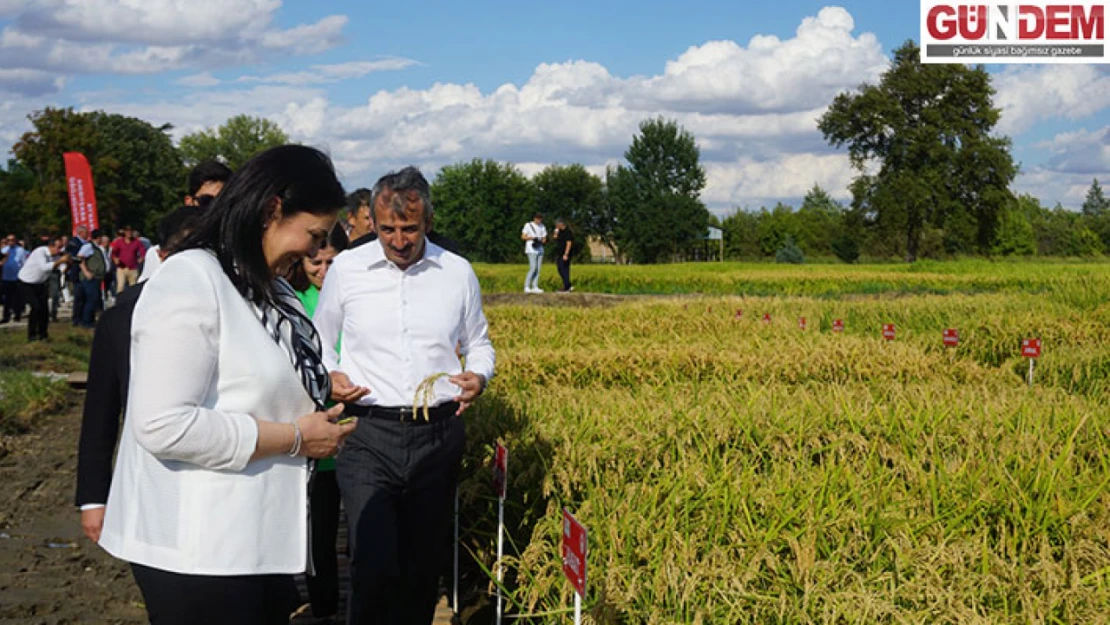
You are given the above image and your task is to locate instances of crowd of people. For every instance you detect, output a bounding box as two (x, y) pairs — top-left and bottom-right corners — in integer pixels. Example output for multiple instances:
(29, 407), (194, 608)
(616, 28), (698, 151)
(68, 146), (496, 625)
(0, 220), (168, 339)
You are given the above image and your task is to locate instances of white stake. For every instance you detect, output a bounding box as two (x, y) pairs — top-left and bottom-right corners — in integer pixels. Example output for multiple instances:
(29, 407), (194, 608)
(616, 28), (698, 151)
(573, 590), (581, 625)
(495, 493), (504, 625)
(453, 486), (459, 612)
(1028, 358), (1035, 387)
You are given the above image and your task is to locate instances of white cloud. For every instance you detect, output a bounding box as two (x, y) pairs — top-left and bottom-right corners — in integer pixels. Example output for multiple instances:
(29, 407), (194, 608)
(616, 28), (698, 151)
(237, 58), (419, 86)
(176, 72), (221, 87)
(994, 65), (1110, 136)
(1013, 126), (1110, 207)
(0, 1), (348, 79)
(704, 154), (856, 212)
(0, 68), (66, 96)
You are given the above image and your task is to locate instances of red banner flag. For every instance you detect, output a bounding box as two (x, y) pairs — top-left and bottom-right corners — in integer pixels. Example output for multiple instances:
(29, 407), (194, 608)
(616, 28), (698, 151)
(63, 152), (99, 234)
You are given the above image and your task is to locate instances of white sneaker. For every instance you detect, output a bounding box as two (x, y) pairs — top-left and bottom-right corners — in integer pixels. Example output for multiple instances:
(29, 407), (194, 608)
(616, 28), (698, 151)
(533, 287), (544, 293)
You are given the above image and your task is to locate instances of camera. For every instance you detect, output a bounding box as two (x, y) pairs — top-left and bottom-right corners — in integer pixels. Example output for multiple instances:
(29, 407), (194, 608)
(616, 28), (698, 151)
(531, 239), (542, 251)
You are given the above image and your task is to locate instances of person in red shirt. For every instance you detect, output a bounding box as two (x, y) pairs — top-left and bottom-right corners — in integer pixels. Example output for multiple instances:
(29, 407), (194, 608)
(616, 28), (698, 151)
(109, 226), (144, 294)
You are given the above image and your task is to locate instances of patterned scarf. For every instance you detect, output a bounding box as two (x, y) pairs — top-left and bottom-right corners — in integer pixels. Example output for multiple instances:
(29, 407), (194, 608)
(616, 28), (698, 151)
(253, 277), (331, 410)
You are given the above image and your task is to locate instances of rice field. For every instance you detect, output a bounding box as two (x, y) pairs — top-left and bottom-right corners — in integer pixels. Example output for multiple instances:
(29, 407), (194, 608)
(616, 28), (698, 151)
(457, 261), (1110, 623)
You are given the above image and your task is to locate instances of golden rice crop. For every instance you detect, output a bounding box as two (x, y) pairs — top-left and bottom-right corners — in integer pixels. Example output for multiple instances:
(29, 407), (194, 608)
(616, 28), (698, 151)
(456, 263), (1110, 624)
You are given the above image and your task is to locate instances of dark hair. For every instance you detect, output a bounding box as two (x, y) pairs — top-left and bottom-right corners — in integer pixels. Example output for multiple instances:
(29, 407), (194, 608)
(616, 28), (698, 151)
(287, 222), (349, 292)
(533, 212), (543, 219)
(370, 167), (432, 225)
(175, 145), (346, 307)
(157, 206), (201, 245)
(188, 160), (233, 198)
(90, 229), (102, 238)
(346, 188), (372, 213)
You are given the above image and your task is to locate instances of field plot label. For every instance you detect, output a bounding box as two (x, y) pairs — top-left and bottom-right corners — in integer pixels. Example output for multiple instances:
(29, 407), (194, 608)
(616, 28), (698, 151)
(763, 313), (772, 324)
(883, 323), (896, 341)
(799, 317), (807, 330)
(944, 328), (959, 347)
(1022, 338), (1042, 358)
(562, 508), (587, 598)
(493, 443), (508, 499)
(734, 309), (742, 319)
(833, 319), (844, 333)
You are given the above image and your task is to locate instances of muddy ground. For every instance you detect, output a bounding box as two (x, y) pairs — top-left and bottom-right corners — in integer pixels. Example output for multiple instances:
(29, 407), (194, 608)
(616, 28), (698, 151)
(0, 402), (145, 625)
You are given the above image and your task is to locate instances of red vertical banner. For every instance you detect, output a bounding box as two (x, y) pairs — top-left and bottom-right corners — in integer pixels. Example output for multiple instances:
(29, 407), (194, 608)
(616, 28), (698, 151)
(63, 152), (99, 234)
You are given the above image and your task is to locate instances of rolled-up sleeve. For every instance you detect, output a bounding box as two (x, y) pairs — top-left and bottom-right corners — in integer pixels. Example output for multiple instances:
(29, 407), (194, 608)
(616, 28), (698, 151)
(128, 255), (258, 471)
(313, 263), (343, 372)
(459, 266), (495, 382)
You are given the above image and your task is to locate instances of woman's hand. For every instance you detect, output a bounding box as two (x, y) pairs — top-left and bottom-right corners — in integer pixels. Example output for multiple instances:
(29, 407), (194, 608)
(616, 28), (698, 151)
(296, 404), (357, 458)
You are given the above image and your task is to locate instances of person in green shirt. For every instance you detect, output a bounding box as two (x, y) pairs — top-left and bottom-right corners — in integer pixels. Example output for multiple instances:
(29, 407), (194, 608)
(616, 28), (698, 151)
(289, 223), (348, 623)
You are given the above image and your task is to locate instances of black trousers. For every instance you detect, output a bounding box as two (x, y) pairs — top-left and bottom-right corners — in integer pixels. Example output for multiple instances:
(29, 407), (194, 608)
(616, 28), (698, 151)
(307, 468), (341, 617)
(556, 255), (572, 291)
(336, 415), (465, 625)
(1, 279), (22, 321)
(130, 563), (301, 625)
(71, 272), (86, 326)
(20, 281), (48, 340)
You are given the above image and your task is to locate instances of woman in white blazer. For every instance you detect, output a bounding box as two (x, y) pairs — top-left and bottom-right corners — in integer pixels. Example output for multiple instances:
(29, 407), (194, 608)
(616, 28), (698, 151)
(99, 145), (358, 625)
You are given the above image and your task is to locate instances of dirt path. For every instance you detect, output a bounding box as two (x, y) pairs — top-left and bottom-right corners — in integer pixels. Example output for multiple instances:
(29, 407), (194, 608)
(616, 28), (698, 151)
(0, 400), (459, 625)
(0, 403), (145, 624)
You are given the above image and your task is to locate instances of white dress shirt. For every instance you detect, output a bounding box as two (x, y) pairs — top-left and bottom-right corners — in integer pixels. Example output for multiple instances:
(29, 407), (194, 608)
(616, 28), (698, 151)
(313, 239), (495, 407)
(17, 246), (55, 284)
(99, 249), (314, 575)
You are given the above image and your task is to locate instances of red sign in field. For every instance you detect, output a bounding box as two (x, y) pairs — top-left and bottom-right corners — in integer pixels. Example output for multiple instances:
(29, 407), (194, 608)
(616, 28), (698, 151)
(762, 313), (772, 324)
(562, 508), (587, 598)
(1022, 338), (1042, 359)
(883, 323), (896, 341)
(799, 317), (807, 330)
(943, 328), (959, 347)
(832, 319), (844, 333)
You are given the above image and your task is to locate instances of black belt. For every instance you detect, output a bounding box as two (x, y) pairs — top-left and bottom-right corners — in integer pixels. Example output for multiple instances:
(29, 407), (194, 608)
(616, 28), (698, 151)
(344, 401), (459, 424)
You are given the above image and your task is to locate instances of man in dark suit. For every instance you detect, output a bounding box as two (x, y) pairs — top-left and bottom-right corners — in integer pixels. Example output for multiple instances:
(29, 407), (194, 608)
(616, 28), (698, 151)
(74, 201), (207, 541)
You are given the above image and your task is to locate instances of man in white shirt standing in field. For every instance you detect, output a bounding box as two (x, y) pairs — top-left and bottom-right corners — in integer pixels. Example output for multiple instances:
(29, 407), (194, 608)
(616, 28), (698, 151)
(521, 212), (547, 293)
(313, 166), (495, 625)
(18, 235), (69, 342)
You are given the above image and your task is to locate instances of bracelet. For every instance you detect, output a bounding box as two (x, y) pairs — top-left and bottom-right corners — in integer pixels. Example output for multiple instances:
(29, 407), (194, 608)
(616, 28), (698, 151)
(287, 421), (303, 457)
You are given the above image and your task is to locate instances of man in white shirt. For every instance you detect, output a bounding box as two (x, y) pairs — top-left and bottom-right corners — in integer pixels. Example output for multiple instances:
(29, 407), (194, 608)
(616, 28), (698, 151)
(521, 212), (547, 293)
(313, 166), (495, 625)
(18, 235), (69, 341)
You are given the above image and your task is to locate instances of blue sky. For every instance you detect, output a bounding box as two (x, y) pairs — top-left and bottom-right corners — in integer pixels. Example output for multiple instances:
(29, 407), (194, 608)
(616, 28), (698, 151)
(0, 0), (1106, 213)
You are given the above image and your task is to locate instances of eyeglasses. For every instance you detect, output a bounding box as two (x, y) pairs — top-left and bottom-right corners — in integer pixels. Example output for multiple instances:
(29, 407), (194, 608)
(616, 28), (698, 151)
(195, 195), (216, 209)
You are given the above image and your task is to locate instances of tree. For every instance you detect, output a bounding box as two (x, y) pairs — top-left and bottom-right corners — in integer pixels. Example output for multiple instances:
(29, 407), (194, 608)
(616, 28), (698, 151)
(721, 209), (761, 259)
(794, 184), (844, 255)
(991, 199), (1036, 256)
(431, 159), (536, 263)
(1081, 179), (1109, 217)
(11, 107), (182, 236)
(533, 164), (603, 262)
(0, 160), (37, 236)
(179, 114), (289, 170)
(819, 41), (1016, 262)
(612, 118), (710, 263)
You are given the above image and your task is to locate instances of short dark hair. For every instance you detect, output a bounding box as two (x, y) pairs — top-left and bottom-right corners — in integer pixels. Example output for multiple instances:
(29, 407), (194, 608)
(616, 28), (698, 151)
(346, 188), (372, 213)
(533, 212), (543, 219)
(90, 229), (102, 238)
(157, 206), (200, 246)
(175, 145), (346, 307)
(370, 167), (432, 225)
(187, 160), (233, 198)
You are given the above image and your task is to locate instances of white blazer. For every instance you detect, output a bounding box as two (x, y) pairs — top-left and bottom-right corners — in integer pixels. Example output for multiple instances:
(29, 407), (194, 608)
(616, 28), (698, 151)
(99, 249), (315, 575)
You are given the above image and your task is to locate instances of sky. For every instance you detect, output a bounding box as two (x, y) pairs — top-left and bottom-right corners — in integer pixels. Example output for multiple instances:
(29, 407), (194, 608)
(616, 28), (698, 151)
(0, 0), (1106, 215)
